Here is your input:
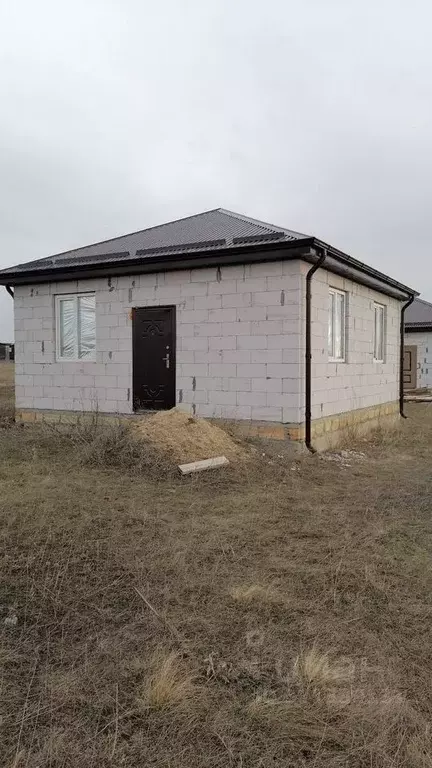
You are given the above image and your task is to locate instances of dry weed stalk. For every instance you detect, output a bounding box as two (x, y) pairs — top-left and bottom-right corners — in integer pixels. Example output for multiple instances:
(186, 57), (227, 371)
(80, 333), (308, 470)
(230, 583), (284, 605)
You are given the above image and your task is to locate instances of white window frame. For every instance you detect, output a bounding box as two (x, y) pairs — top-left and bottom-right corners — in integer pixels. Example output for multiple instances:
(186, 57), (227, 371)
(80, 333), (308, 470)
(55, 293), (96, 362)
(373, 302), (386, 362)
(328, 288), (346, 362)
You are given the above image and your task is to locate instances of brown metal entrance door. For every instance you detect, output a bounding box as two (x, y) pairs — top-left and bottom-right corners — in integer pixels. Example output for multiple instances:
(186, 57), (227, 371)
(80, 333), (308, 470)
(403, 345), (417, 389)
(132, 306), (176, 410)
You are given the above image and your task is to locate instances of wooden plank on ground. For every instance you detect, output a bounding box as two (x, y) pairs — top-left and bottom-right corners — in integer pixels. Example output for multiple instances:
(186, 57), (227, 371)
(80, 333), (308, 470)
(178, 456), (229, 475)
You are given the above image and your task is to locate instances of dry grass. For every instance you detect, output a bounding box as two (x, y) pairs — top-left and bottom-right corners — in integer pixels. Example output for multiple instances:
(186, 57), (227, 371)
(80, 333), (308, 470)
(62, 418), (175, 475)
(138, 650), (202, 711)
(1, 370), (432, 766)
(293, 647), (354, 689)
(247, 690), (431, 763)
(0, 362), (14, 426)
(0, 360), (14, 386)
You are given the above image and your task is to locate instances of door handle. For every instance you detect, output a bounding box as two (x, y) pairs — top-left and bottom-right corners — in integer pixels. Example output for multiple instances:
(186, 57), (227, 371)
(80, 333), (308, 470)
(162, 349), (170, 369)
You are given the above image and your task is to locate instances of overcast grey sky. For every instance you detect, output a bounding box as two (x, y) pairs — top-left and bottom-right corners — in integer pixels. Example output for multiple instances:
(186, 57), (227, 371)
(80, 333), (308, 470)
(0, 0), (431, 340)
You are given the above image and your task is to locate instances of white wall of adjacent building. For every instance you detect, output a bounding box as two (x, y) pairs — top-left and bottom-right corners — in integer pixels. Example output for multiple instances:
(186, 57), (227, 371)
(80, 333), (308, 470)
(405, 331), (432, 388)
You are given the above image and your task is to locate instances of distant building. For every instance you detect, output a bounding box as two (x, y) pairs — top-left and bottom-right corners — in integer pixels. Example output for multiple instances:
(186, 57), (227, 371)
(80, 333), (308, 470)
(0, 343), (14, 362)
(404, 298), (432, 389)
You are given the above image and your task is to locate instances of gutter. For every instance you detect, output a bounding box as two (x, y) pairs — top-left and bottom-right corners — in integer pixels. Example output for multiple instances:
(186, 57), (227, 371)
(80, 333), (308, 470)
(400, 294), (415, 418)
(305, 248), (327, 452)
(5, 285), (14, 299)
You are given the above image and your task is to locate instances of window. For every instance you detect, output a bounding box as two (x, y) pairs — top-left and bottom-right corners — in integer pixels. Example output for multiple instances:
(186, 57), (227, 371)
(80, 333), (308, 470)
(373, 302), (385, 362)
(328, 288), (346, 361)
(55, 293), (96, 361)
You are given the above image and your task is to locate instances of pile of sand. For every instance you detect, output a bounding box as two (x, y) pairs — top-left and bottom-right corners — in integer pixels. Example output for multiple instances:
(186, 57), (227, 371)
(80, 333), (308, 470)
(134, 408), (245, 465)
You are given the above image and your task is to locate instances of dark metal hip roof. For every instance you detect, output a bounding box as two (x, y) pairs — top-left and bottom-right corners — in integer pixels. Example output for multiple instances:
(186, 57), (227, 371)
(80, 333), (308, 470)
(0, 207), (418, 299)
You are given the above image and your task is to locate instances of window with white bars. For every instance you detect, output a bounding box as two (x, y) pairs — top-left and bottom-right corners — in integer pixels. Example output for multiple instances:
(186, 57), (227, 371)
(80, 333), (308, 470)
(55, 294), (96, 361)
(373, 302), (385, 362)
(328, 288), (346, 361)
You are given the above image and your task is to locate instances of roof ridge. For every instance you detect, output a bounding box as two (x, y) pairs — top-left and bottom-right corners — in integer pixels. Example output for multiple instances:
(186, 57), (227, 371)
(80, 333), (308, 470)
(217, 208), (285, 233)
(217, 208), (307, 238)
(414, 297), (432, 307)
(48, 208), (223, 259)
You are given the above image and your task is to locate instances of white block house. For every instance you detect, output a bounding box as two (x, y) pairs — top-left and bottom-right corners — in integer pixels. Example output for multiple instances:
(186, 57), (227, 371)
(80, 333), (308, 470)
(0, 209), (418, 449)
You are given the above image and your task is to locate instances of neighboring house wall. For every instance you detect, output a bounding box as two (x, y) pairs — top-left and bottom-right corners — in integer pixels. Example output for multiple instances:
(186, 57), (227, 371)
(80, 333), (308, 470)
(405, 331), (432, 388)
(0, 343), (14, 361)
(303, 264), (401, 420)
(14, 260), (304, 423)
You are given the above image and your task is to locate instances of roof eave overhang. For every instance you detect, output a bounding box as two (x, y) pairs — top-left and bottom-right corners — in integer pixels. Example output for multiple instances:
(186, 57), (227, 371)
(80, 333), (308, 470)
(0, 237), (418, 300)
(310, 240), (418, 300)
(405, 325), (432, 333)
(0, 240), (314, 285)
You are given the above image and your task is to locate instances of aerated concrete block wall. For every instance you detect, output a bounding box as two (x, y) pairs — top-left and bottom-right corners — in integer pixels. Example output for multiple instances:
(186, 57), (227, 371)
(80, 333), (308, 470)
(13, 259), (402, 428)
(406, 331), (432, 388)
(302, 264), (401, 421)
(14, 260), (305, 422)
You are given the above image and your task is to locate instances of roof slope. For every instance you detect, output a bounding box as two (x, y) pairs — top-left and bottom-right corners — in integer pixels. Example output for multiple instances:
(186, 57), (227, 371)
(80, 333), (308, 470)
(0, 207), (418, 298)
(0, 208), (308, 275)
(405, 297), (432, 328)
